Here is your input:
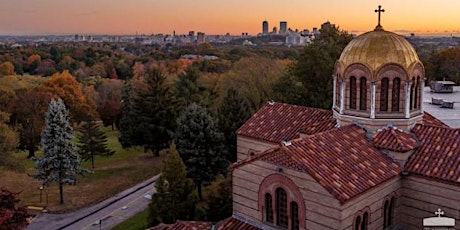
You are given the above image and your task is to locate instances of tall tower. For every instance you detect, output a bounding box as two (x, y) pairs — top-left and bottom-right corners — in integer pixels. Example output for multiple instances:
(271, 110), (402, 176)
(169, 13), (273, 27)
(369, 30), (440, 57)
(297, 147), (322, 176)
(262, 20), (269, 35)
(279, 21), (287, 35)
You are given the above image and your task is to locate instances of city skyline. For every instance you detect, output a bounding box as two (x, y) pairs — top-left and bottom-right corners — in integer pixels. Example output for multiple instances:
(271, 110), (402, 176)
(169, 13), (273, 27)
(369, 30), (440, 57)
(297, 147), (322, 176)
(1, 0), (460, 36)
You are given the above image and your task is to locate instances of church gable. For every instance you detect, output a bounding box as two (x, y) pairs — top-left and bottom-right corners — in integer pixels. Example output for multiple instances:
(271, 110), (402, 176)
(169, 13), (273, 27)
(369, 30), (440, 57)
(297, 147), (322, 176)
(253, 125), (402, 204)
(406, 124), (460, 184)
(236, 102), (335, 143)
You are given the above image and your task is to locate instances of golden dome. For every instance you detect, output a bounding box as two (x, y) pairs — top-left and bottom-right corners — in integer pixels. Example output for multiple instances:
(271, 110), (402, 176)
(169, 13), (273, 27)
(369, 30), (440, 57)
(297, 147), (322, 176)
(337, 29), (421, 77)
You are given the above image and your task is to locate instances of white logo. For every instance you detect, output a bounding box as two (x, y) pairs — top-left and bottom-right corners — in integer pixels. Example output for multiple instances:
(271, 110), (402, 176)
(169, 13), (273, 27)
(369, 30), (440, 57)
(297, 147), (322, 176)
(423, 209), (455, 229)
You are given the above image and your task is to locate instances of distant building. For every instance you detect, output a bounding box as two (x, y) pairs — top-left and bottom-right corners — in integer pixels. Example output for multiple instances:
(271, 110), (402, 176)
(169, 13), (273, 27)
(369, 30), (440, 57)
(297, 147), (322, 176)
(272, 26), (278, 34)
(280, 21), (287, 35)
(197, 32), (205, 44)
(262, 21), (269, 35)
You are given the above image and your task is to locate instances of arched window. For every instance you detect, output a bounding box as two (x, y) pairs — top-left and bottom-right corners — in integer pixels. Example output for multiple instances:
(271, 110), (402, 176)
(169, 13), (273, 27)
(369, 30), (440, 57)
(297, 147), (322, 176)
(388, 197), (394, 227)
(276, 188), (288, 228)
(380, 78), (389, 111)
(392, 78), (400, 111)
(291, 202), (299, 230)
(360, 77), (367, 110)
(350, 76), (357, 109)
(383, 200), (389, 229)
(354, 216), (361, 230)
(361, 212), (369, 230)
(410, 77), (415, 110)
(414, 77), (420, 109)
(265, 193), (273, 223)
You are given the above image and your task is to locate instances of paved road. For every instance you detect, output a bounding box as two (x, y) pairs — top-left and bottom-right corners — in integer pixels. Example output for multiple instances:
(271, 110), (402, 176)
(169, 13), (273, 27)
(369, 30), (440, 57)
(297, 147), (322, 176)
(27, 175), (159, 230)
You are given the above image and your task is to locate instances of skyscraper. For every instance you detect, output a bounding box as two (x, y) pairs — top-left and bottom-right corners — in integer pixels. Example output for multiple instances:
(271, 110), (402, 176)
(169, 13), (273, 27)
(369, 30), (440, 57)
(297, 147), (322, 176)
(280, 21), (287, 35)
(262, 20), (269, 35)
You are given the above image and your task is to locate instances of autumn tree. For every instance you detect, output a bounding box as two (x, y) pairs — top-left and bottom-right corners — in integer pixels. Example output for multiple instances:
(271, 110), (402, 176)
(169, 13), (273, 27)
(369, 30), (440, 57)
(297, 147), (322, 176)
(218, 88), (252, 162)
(0, 112), (18, 156)
(77, 118), (115, 168)
(8, 89), (51, 158)
(95, 79), (122, 130)
(31, 99), (90, 205)
(39, 70), (97, 123)
(0, 62), (15, 76)
(204, 174), (232, 222)
(275, 25), (353, 109)
(148, 143), (196, 226)
(0, 188), (32, 230)
(175, 103), (228, 200)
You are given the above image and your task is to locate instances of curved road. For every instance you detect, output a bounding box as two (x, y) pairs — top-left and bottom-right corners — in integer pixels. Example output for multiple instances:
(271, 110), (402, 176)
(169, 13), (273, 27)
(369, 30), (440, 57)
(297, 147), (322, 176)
(27, 175), (159, 230)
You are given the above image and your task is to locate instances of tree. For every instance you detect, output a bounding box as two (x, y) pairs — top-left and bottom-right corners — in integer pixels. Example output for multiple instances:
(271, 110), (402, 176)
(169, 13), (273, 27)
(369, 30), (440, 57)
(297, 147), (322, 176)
(0, 62), (15, 76)
(0, 112), (18, 155)
(8, 89), (51, 158)
(204, 174), (232, 222)
(175, 103), (228, 200)
(94, 79), (122, 130)
(275, 25), (353, 109)
(218, 88), (252, 162)
(77, 118), (115, 168)
(39, 70), (97, 123)
(131, 69), (178, 156)
(31, 99), (90, 205)
(0, 188), (32, 230)
(118, 80), (142, 148)
(148, 143), (196, 226)
(174, 66), (201, 106)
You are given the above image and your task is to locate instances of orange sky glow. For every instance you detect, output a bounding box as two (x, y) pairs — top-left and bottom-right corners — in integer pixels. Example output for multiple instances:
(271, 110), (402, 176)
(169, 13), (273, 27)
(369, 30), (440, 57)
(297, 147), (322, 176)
(1, 0), (459, 36)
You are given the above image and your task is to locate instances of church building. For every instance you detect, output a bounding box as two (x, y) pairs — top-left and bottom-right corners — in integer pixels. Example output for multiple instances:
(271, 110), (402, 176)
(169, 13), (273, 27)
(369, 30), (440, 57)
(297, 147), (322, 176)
(152, 6), (459, 230)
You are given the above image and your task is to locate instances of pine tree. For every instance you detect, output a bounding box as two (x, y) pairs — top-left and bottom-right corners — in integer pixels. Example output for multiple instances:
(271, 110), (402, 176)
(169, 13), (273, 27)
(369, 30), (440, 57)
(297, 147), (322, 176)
(218, 87), (252, 162)
(175, 103), (228, 200)
(119, 80), (142, 148)
(31, 99), (90, 205)
(77, 118), (115, 168)
(148, 143), (196, 226)
(174, 66), (201, 106)
(133, 69), (178, 156)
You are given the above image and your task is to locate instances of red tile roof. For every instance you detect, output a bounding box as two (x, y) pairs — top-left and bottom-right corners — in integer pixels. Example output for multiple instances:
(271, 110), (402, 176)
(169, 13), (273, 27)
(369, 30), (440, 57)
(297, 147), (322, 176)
(149, 221), (212, 230)
(372, 127), (420, 152)
(254, 125), (402, 204)
(236, 102), (336, 143)
(406, 124), (460, 184)
(149, 217), (261, 230)
(421, 112), (450, 128)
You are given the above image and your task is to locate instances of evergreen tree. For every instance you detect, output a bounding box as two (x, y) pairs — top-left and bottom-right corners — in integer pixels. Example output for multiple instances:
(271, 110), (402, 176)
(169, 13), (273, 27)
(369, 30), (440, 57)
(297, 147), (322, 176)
(31, 99), (90, 205)
(174, 66), (201, 106)
(133, 69), (178, 156)
(175, 103), (228, 200)
(119, 80), (142, 148)
(148, 143), (196, 226)
(218, 88), (252, 162)
(275, 24), (353, 109)
(204, 174), (232, 222)
(77, 118), (115, 168)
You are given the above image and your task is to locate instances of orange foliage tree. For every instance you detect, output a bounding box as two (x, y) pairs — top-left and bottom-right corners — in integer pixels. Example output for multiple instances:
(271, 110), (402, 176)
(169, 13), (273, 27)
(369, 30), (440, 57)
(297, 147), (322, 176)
(39, 71), (97, 123)
(0, 61), (15, 76)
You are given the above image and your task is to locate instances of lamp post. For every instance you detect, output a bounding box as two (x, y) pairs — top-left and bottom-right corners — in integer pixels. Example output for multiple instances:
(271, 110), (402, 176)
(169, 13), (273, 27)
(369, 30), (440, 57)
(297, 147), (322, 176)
(38, 186), (43, 203)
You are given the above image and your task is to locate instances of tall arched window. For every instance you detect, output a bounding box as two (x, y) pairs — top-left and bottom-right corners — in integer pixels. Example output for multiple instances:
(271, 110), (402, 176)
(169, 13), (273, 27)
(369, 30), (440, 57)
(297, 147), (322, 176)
(361, 212), (369, 230)
(265, 193), (273, 223)
(276, 188), (288, 228)
(388, 197), (394, 227)
(350, 76), (357, 109)
(291, 202), (299, 230)
(392, 78), (401, 111)
(383, 200), (389, 229)
(360, 77), (367, 110)
(410, 77), (415, 110)
(355, 216), (361, 230)
(414, 77), (420, 109)
(380, 78), (389, 111)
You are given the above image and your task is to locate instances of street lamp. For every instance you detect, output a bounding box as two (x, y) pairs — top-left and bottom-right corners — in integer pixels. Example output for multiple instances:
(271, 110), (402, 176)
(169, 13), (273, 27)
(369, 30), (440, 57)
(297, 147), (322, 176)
(38, 186), (43, 203)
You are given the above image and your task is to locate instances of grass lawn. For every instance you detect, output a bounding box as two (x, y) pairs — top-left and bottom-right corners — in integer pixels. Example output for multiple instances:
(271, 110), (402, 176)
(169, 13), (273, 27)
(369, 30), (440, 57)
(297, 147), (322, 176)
(0, 127), (164, 212)
(112, 207), (150, 230)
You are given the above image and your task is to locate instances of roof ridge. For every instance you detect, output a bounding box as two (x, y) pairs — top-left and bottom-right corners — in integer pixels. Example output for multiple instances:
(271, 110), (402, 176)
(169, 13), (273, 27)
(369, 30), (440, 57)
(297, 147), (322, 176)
(231, 145), (281, 170)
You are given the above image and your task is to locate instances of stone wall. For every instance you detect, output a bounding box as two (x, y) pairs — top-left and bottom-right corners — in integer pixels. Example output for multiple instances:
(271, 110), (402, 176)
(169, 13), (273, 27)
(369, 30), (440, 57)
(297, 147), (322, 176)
(236, 135), (278, 161)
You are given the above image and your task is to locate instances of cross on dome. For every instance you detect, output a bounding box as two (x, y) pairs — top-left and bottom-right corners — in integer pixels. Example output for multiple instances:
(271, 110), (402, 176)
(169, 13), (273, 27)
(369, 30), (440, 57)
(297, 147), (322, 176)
(374, 5), (385, 30)
(435, 208), (444, 217)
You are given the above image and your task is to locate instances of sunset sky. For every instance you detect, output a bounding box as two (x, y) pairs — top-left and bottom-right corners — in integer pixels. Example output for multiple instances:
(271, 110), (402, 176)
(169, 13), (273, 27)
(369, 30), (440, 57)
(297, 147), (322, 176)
(1, 0), (459, 36)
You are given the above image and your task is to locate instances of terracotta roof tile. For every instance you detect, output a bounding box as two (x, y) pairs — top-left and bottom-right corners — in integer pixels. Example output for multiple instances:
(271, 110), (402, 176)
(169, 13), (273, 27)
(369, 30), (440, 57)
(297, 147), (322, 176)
(406, 124), (460, 184)
(372, 127), (420, 152)
(149, 221), (212, 230)
(259, 125), (402, 204)
(236, 102), (336, 143)
(421, 112), (450, 128)
(215, 217), (261, 230)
